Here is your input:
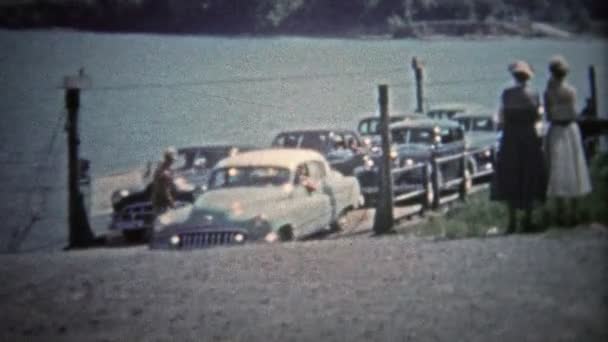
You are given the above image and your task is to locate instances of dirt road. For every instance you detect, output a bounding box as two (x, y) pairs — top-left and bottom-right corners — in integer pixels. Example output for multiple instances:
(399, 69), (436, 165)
(1, 226), (606, 341)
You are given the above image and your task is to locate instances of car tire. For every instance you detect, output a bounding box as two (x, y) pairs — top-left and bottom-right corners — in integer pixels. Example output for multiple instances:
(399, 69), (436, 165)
(330, 211), (348, 233)
(122, 228), (149, 243)
(278, 225), (294, 242)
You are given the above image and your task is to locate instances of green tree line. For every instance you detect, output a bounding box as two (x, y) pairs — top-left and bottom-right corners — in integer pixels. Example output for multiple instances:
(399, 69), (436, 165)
(0, 0), (605, 35)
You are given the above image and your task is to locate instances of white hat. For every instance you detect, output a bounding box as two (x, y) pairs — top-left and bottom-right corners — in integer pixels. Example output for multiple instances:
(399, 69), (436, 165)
(508, 60), (534, 78)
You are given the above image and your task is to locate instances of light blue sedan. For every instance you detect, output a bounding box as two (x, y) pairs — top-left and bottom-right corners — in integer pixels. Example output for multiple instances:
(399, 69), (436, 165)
(150, 149), (362, 249)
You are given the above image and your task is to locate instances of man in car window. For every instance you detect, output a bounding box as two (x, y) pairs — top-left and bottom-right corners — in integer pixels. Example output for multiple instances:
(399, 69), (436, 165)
(152, 147), (177, 213)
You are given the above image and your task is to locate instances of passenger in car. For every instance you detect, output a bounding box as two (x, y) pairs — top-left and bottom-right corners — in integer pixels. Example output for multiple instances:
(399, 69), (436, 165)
(492, 60), (547, 234)
(295, 164), (317, 193)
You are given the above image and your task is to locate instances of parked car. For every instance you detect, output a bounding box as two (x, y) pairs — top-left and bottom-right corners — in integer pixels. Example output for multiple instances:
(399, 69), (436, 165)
(452, 112), (500, 180)
(150, 148), (362, 250)
(355, 118), (466, 206)
(271, 129), (369, 176)
(109, 145), (253, 242)
(357, 113), (424, 148)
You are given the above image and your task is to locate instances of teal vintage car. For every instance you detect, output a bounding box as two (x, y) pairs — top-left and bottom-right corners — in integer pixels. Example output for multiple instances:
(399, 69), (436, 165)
(150, 149), (362, 249)
(452, 111), (500, 180)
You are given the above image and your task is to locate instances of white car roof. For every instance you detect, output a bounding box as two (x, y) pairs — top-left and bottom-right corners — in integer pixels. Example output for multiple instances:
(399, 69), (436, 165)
(215, 148), (326, 170)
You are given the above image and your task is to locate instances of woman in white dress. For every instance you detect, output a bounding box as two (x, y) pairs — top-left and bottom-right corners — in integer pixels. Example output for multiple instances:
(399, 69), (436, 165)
(543, 55), (592, 224)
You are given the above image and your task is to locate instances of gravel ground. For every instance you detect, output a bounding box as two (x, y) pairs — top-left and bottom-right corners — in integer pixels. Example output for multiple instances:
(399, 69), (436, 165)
(0, 226), (607, 342)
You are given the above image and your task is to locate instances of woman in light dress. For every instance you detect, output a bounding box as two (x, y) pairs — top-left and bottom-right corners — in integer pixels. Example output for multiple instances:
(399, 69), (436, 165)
(543, 55), (592, 224)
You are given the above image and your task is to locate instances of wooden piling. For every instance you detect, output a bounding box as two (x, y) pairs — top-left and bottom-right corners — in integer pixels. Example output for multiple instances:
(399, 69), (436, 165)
(431, 157), (440, 210)
(373, 85), (394, 234)
(412, 57), (424, 113)
(64, 74), (96, 249)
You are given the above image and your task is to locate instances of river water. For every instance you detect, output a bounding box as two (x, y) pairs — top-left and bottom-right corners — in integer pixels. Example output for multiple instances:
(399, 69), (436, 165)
(1, 30), (607, 252)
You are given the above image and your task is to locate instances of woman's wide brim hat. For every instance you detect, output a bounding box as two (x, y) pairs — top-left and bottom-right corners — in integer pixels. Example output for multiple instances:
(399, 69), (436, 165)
(549, 55), (569, 74)
(508, 60), (534, 78)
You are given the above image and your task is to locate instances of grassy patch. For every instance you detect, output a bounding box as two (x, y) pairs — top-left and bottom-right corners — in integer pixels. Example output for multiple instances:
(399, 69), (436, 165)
(408, 152), (608, 239)
(409, 190), (509, 239)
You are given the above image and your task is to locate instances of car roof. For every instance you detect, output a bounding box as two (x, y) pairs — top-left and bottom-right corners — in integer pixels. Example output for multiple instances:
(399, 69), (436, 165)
(177, 145), (254, 154)
(275, 129), (357, 135)
(216, 148), (325, 170)
(452, 111), (495, 119)
(427, 102), (488, 113)
(390, 117), (460, 130)
(359, 113), (423, 121)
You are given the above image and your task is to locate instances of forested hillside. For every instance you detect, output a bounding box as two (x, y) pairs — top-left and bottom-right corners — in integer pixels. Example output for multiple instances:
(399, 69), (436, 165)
(1, 0), (606, 36)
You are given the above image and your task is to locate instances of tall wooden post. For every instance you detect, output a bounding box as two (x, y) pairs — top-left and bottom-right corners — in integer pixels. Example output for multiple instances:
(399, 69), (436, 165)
(412, 57), (424, 113)
(64, 74), (96, 249)
(588, 65), (597, 118)
(373, 85), (394, 234)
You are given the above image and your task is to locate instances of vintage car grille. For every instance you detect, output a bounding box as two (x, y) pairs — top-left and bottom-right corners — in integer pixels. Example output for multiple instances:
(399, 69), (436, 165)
(117, 202), (155, 222)
(177, 231), (246, 249)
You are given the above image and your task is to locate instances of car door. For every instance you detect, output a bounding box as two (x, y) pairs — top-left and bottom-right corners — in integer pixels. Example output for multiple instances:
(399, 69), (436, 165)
(292, 162), (332, 237)
(435, 127), (465, 183)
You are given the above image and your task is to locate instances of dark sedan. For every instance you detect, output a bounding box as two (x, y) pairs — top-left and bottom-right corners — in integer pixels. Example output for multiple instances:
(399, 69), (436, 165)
(271, 129), (369, 176)
(109, 145), (255, 241)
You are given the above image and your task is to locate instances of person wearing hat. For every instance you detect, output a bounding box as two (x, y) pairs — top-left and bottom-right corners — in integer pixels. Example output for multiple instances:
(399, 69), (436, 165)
(543, 55), (592, 225)
(152, 147), (177, 213)
(492, 60), (547, 233)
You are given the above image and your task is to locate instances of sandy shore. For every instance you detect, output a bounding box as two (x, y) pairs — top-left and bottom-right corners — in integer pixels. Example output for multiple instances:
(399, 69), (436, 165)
(1, 227), (607, 341)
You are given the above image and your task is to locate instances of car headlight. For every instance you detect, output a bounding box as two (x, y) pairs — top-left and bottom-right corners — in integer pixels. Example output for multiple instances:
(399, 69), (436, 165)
(405, 158), (414, 166)
(484, 149), (492, 157)
(234, 233), (245, 243)
(169, 235), (180, 246)
(111, 189), (130, 205)
(264, 231), (279, 243)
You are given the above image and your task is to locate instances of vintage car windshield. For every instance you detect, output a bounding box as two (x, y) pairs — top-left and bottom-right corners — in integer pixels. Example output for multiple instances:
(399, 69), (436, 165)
(359, 117), (406, 135)
(209, 166), (291, 189)
(392, 128), (434, 145)
(273, 132), (331, 151)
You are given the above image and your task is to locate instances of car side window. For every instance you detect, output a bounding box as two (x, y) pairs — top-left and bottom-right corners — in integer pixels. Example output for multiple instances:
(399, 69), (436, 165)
(439, 128), (454, 144)
(344, 132), (359, 150)
(294, 163), (310, 185)
(307, 161), (326, 181)
(358, 120), (369, 135)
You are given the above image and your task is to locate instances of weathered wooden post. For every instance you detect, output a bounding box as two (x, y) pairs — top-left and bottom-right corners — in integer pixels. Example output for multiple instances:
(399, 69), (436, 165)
(589, 65), (597, 118)
(411, 57), (424, 113)
(458, 153), (468, 201)
(373, 85), (394, 234)
(431, 157), (440, 210)
(64, 70), (96, 249)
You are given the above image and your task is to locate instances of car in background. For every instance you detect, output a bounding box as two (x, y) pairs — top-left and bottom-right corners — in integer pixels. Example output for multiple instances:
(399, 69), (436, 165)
(452, 112), (500, 181)
(271, 129), (368, 176)
(426, 103), (488, 121)
(355, 118), (466, 207)
(109, 145), (253, 242)
(150, 148), (362, 250)
(357, 113), (424, 148)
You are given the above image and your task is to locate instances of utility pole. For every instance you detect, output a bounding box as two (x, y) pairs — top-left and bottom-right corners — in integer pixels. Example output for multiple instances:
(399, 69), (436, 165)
(411, 57), (425, 113)
(63, 70), (97, 249)
(373, 84), (394, 235)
